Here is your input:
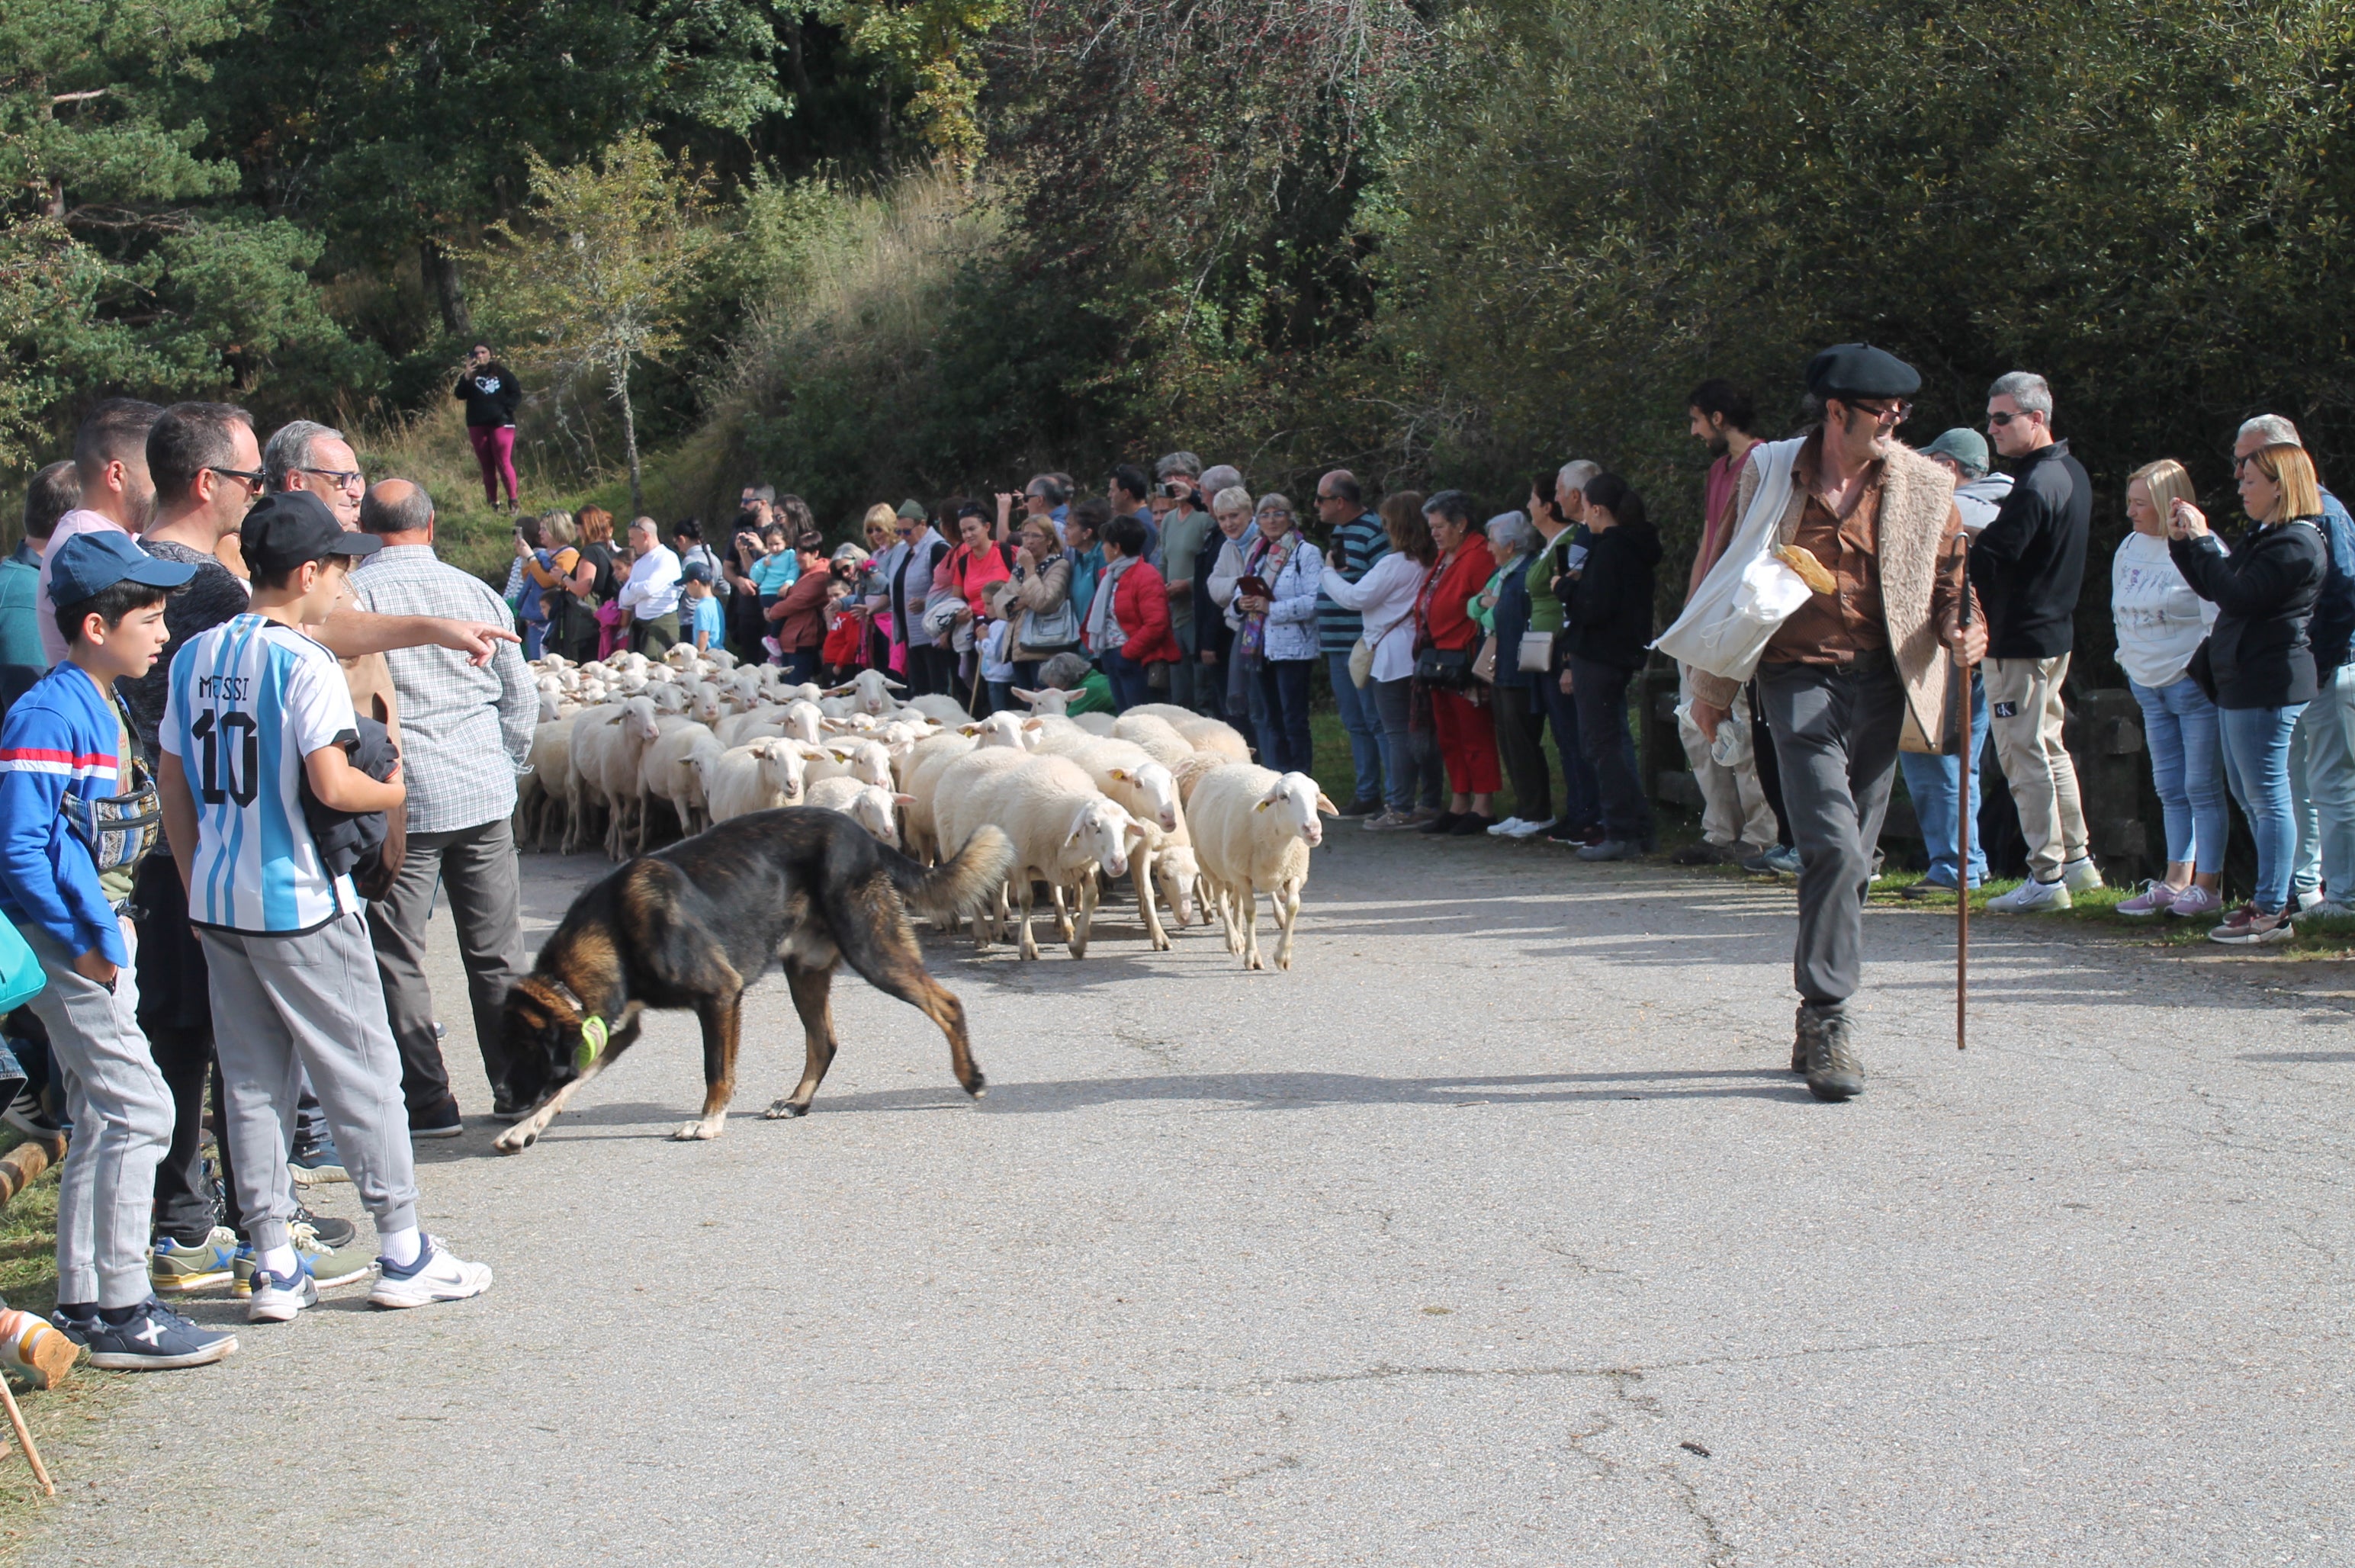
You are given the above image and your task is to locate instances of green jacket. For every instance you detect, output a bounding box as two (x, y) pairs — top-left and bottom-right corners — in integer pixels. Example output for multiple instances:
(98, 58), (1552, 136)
(1067, 669), (1115, 715)
(1524, 525), (1583, 635)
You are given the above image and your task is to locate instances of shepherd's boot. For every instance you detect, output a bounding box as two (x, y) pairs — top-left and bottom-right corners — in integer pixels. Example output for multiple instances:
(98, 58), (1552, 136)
(1801, 1004), (1863, 1102)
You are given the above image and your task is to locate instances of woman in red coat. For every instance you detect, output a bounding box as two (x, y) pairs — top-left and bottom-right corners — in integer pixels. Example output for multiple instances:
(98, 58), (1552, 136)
(1088, 513), (1178, 711)
(1415, 490), (1502, 834)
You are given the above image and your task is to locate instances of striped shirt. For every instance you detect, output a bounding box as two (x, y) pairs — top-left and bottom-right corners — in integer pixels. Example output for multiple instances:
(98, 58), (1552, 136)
(1315, 511), (1391, 652)
(349, 546), (537, 833)
(162, 615), (356, 934)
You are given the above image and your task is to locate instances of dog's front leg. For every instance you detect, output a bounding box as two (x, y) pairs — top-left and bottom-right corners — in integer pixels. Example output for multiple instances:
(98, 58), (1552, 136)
(494, 1046), (618, 1154)
(676, 992), (743, 1140)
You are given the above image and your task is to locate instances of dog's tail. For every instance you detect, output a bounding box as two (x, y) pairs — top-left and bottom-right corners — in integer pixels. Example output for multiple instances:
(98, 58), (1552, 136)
(888, 826), (1014, 922)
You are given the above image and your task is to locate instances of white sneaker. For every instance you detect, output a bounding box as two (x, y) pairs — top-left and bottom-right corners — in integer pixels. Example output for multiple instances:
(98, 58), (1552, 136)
(368, 1238), (493, 1310)
(247, 1265), (317, 1324)
(1506, 817), (1558, 839)
(2296, 888), (2327, 912)
(1988, 877), (2072, 913)
(2060, 856), (2103, 893)
(1486, 817), (1527, 837)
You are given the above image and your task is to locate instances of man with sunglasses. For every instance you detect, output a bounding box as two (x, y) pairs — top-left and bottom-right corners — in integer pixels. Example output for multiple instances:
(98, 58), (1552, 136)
(1974, 372), (2099, 913)
(1683, 343), (1982, 1102)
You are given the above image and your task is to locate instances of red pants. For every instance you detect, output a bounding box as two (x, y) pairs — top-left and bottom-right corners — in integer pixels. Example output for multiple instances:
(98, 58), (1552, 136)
(467, 423), (518, 505)
(1431, 687), (1502, 795)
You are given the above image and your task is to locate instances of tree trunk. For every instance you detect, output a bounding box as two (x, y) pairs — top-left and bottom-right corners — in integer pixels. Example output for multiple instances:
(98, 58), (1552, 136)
(422, 238), (474, 337)
(615, 360), (644, 518)
(781, 12), (814, 111)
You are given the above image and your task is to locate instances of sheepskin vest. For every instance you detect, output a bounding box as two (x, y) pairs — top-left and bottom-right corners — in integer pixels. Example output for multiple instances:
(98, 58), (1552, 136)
(1737, 439), (1961, 747)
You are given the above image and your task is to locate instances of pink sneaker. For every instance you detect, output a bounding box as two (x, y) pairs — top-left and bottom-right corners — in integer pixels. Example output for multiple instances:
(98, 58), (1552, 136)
(2164, 884), (2224, 920)
(2116, 880), (2177, 917)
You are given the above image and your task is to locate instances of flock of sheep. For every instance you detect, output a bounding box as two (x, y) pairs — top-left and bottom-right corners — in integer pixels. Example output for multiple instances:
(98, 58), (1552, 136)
(516, 647), (1338, 970)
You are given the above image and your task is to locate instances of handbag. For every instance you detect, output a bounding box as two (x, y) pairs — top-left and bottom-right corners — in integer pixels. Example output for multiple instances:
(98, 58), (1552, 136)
(1415, 645), (1477, 689)
(0, 920), (42, 1015)
(1347, 636), (1375, 689)
(1472, 632), (1499, 684)
(1016, 583), (1081, 654)
(1518, 630), (1555, 673)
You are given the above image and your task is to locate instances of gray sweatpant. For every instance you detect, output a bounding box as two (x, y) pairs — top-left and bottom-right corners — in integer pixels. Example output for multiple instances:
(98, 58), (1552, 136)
(18, 918), (172, 1309)
(201, 911), (419, 1254)
(1756, 654), (1907, 1010)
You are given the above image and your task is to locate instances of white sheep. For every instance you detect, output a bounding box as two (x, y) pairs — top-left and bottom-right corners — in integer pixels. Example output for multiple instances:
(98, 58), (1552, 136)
(826, 667), (904, 715)
(1056, 737), (1194, 949)
(1189, 766), (1336, 971)
(901, 692), (973, 726)
(699, 737), (819, 824)
(568, 696), (663, 860)
(1125, 703), (1251, 760)
(519, 716), (580, 852)
(1071, 712), (1117, 737)
(940, 753), (1142, 959)
(805, 776), (910, 848)
(1110, 712), (1194, 770)
(1012, 686), (1073, 715)
(805, 737), (895, 790)
(641, 722), (724, 842)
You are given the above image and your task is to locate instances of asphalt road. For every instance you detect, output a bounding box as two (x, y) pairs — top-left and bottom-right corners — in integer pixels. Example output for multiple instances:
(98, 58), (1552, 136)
(21, 827), (2355, 1566)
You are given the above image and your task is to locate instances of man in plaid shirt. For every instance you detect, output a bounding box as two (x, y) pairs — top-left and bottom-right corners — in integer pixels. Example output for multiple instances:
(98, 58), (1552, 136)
(349, 480), (538, 1136)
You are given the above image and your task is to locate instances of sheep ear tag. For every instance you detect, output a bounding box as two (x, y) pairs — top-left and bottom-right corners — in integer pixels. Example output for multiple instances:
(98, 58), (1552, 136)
(574, 1015), (609, 1073)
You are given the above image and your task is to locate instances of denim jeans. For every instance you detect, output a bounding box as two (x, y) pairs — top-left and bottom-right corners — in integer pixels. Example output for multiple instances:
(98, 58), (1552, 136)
(1536, 670), (1602, 833)
(2289, 662), (2355, 898)
(1370, 676), (1419, 811)
(1255, 657), (1316, 774)
(1326, 651), (1385, 805)
(1168, 622), (1199, 712)
(1102, 647), (1154, 712)
(1896, 672), (1990, 888)
(1567, 656), (1650, 845)
(2219, 702), (2307, 912)
(2130, 674), (2227, 875)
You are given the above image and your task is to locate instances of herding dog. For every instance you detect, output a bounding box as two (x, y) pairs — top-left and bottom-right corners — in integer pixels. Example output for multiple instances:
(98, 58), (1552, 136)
(493, 808), (1014, 1152)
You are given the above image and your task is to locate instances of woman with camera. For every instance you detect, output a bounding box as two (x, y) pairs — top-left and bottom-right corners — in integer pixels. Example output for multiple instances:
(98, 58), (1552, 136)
(2169, 442), (2330, 944)
(1235, 493), (1324, 773)
(1002, 512), (1077, 690)
(1414, 490), (1500, 835)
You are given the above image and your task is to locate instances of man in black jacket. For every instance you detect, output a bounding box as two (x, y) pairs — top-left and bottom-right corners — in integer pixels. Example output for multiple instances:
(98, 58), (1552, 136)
(1975, 371), (2100, 912)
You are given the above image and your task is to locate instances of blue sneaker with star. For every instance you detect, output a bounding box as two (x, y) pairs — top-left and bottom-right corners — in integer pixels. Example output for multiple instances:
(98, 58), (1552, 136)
(81, 1300), (237, 1370)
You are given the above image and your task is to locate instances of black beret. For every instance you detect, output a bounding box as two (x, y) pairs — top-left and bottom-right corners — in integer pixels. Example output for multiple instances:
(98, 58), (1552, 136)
(1804, 342), (1921, 401)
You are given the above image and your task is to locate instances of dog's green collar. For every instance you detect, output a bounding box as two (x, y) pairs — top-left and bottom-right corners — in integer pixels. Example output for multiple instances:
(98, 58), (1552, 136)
(574, 1014), (608, 1073)
(546, 980), (606, 1072)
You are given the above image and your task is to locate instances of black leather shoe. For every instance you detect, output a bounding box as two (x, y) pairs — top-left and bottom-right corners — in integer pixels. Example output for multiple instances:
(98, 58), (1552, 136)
(1419, 812), (1463, 835)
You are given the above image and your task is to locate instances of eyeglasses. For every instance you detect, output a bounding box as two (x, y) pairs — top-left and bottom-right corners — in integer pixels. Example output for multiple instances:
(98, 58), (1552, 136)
(207, 466), (266, 491)
(300, 467), (365, 492)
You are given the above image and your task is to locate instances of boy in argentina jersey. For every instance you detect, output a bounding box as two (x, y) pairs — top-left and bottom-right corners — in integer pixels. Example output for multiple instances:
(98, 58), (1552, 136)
(159, 490), (492, 1322)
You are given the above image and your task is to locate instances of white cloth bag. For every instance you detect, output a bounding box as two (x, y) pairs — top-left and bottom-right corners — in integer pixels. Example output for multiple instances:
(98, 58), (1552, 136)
(1651, 435), (1812, 683)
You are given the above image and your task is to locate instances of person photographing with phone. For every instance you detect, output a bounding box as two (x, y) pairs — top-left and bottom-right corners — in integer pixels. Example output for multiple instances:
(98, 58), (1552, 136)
(453, 345), (522, 513)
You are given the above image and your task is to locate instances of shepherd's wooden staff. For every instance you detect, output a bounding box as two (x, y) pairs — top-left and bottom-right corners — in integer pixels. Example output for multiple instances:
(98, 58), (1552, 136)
(1957, 553), (1974, 1052)
(0, 1377), (54, 1496)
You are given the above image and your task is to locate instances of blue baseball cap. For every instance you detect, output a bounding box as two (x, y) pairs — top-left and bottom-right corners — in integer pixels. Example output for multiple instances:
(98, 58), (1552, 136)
(47, 529), (197, 607)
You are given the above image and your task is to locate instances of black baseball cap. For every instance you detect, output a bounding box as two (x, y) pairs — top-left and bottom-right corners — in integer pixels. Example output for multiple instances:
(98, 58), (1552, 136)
(239, 490), (381, 577)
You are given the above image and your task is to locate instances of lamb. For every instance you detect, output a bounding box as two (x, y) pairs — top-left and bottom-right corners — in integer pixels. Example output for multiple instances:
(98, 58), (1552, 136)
(1189, 765), (1336, 971)
(805, 776), (910, 848)
(698, 737), (818, 824)
(937, 753), (1143, 959)
(1170, 750), (1224, 805)
(641, 722), (724, 842)
(1071, 712), (1117, 736)
(568, 696), (663, 860)
(958, 710), (1043, 751)
(1012, 686), (1073, 715)
(1124, 703), (1251, 760)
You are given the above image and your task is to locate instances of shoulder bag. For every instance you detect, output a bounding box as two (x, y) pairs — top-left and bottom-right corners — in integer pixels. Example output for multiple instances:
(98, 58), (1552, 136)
(1016, 572), (1081, 654)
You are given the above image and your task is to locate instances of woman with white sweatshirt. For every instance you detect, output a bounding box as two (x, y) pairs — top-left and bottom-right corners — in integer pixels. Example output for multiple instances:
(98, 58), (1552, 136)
(1320, 493), (1435, 830)
(2112, 458), (2225, 919)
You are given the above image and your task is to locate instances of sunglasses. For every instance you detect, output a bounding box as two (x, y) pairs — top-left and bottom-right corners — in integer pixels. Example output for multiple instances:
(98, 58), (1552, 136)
(1848, 400), (1911, 425)
(1987, 411), (2030, 428)
(207, 466), (267, 490)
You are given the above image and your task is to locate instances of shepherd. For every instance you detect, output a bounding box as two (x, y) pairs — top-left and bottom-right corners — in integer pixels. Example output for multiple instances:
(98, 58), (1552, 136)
(1663, 343), (1987, 1101)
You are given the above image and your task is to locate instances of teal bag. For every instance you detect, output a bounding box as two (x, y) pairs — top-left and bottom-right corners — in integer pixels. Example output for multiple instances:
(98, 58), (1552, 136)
(0, 919), (43, 1015)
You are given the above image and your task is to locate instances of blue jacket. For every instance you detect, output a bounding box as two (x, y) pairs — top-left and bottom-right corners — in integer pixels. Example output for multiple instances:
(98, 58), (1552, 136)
(1068, 544), (1107, 628)
(0, 662), (129, 964)
(2308, 487), (2355, 675)
(1490, 552), (1538, 691)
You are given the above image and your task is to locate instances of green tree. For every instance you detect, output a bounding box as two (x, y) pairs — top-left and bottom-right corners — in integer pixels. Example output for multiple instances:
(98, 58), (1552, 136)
(0, 0), (370, 465)
(465, 131), (715, 515)
(816, 0), (1010, 177)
